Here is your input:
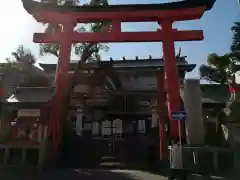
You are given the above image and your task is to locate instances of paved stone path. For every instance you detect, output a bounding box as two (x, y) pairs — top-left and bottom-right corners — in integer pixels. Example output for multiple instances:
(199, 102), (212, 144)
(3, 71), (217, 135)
(0, 168), (238, 180)
(1, 169), (168, 180)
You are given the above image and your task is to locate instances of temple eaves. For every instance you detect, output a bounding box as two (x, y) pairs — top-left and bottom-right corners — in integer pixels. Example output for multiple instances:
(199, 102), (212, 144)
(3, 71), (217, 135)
(21, 0), (216, 15)
(3, 84), (228, 108)
(39, 58), (196, 73)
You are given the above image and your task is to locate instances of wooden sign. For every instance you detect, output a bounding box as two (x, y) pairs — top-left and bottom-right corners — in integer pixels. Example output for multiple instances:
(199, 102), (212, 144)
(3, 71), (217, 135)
(18, 109), (40, 117)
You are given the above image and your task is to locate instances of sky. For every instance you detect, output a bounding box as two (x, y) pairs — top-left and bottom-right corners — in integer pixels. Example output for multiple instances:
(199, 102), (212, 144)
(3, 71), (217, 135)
(0, 0), (240, 78)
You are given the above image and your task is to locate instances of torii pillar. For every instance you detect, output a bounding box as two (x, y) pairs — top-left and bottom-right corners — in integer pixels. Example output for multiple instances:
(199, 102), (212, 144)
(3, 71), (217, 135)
(161, 21), (182, 138)
(51, 23), (74, 154)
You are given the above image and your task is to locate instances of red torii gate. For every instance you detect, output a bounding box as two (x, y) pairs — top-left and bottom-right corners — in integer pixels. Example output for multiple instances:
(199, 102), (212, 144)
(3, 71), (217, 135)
(21, 0), (215, 159)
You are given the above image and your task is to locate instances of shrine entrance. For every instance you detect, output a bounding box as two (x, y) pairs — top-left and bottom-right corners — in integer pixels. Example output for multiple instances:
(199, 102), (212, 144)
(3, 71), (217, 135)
(99, 119), (123, 157)
(70, 110), (154, 167)
(22, 0), (216, 160)
(92, 114), (155, 167)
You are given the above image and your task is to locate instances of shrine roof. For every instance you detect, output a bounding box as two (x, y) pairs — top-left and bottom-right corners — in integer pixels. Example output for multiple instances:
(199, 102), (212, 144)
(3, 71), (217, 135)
(180, 84), (229, 105)
(39, 58), (196, 74)
(5, 87), (53, 103)
(22, 0), (215, 15)
(3, 84), (229, 107)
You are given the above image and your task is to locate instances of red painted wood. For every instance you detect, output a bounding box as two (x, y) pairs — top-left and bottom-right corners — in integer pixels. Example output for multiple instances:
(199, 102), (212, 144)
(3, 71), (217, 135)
(33, 30), (203, 43)
(162, 20), (181, 137)
(112, 20), (121, 33)
(51, 23), (74, 154)
(31, 3), (209, 155)
(0, 88), (4, 97)
(157, 70), (166, 160)
(32, 7), (206, 23)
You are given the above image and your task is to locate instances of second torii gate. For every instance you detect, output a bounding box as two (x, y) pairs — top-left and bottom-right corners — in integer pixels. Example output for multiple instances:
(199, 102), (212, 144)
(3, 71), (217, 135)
(21, 0), (215, 159)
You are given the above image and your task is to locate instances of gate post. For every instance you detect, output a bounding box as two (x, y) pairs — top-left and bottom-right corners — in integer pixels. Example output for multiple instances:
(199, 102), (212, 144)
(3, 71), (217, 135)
(161, 20), (182, 138)
(52, 23), (74, 155)
(157, 70), (166, 160)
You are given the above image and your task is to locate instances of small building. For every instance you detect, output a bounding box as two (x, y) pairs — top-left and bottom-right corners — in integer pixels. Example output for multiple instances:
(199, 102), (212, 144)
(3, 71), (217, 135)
(0, 62), (51, 168)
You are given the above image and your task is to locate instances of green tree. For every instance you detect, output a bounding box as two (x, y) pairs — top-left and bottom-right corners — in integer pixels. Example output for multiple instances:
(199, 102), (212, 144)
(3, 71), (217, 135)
(42, 0), (79, 5)
(199, 22), (240, 84)
(3, 45), (49, 86)
(199, 53), (231, 84)
(5, 44), (36, 65)
(231, 22), (240, 51)
(39, 0), (110, 90)
(39, 0), (109, 62)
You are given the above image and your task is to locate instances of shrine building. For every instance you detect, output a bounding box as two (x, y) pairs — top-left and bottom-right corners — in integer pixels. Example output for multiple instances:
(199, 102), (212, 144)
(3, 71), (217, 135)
(0, 57), (229, 168)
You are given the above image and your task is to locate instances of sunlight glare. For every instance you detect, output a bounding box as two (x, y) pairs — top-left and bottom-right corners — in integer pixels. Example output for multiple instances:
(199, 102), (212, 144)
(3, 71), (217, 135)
(0, 0), (31, 61)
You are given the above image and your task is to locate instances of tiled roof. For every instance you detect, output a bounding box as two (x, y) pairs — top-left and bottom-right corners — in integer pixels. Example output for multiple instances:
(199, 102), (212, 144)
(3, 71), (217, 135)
(3, 84), (230, 105)
(6, 87), (54, 103)
(39, 59), (196, 73)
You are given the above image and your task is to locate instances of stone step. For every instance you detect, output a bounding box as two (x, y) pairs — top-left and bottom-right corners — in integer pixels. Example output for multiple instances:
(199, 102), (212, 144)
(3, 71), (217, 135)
(188, 173), (224, 180)
(101, 156), (118, 163)
(99, 156), (126, 169)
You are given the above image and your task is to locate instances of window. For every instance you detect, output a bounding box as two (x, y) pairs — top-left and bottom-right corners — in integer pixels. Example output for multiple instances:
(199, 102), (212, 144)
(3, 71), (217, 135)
(102, 120), (111, 138)
(113, 119), (122, 134)
(113, 119), (122, 139)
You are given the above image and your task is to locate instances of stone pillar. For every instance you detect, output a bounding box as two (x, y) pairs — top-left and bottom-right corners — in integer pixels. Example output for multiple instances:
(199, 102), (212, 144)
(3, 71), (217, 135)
(184, 79), (205, 145)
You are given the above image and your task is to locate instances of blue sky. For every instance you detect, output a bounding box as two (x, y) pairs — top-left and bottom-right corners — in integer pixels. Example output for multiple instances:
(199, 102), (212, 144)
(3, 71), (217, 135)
(0, 0), (240, 78)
